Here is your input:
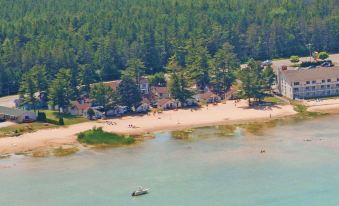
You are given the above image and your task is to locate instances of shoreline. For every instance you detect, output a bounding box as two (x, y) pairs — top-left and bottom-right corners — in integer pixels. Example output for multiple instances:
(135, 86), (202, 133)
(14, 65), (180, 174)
(0, 98), (338, 155)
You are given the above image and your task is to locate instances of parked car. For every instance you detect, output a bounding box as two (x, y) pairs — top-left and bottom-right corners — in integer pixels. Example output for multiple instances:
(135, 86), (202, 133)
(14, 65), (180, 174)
(261, 60), (273, 66)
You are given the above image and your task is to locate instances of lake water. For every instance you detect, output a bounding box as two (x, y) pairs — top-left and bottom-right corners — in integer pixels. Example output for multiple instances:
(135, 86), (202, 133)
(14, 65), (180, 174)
(1, 116), (339, 206)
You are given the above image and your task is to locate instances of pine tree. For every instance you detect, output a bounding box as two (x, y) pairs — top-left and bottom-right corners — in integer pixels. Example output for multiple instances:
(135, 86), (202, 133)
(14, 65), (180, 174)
(79, 64), (97, 93)
(48, 69), (73, 113)
(90, 83), (116, 114)
(31, 65), (48, 92)
(19, 73), (37, 110)
(237, 59), (266, 105)
(122, 58), (145, 86)
(168, 56), (192, 103)
(210, 43), (239, 96)
(186, 44), (210, 91)
(117, 76), (142, 109)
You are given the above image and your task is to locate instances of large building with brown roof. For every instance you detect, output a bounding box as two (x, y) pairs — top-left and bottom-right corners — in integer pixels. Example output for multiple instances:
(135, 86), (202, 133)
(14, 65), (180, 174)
(278, 66), (339, 99)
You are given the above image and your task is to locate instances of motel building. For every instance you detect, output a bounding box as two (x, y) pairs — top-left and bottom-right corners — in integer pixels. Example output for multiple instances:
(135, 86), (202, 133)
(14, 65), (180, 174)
(278, 66), (339, 99)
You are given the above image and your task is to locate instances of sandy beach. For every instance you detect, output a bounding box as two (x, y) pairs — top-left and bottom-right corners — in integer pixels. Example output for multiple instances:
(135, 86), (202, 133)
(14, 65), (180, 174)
(0, 100), (297, 154)
(2, 97), (339, 155)
(305, 98), (339, 113)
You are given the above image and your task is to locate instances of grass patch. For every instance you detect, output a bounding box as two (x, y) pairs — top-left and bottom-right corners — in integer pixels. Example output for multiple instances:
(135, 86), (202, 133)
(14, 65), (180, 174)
(53, 147), (79, 157)
(294, 104), (307, 113)
(214, 125), (237, 136)
(78, 127), (135, 145)
(293, 104), (326, 118)
(172, 130), (193, 139)
(0, 123), (58, 137)
(236, 122), (276, 136)
(263, 96), (287, 105)
(0, 154), (11, 159)
(41, 110), (88, 126)
(31, 150), (50, 158)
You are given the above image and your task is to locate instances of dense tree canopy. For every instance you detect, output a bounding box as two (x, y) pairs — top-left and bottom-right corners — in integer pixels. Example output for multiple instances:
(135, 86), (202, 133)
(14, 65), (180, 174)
(238, 59), (276, 104)
(0, 0), (338, 96)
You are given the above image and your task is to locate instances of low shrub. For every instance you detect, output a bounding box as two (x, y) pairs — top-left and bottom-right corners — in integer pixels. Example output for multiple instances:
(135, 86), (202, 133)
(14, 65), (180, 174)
(37, 112), (47, 122)
(58, 117), (64, 125)
(78, 127), (135, 145)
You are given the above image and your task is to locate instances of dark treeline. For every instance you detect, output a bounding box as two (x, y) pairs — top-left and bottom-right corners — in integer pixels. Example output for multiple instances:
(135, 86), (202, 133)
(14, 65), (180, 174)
(0, 0), (338, 96)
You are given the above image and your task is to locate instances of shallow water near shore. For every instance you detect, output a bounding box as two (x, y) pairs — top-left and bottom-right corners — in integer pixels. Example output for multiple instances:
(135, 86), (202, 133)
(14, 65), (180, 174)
(1, 115), (339, 205)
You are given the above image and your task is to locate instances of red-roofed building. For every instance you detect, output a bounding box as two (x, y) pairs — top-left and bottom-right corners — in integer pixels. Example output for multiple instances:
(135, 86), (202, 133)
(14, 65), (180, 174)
(197, 91), (221, 103)
(152, 86), (169, 99)
(69, 101), (91, 116)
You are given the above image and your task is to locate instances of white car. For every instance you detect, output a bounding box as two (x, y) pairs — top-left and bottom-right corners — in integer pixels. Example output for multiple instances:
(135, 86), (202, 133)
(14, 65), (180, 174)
(261, 60), (273, 66)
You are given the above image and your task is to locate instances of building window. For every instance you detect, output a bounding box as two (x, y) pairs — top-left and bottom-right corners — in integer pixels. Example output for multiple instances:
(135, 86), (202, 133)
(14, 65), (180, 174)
(337, 78), (339, 82)
(327, 85), (330, 88)
(322, 80), (325, 83)
(305, 86), (310, 90)
(312, 86), (316, 90)
(336, 84), (339, 88)
(306, 81), (310, 84)
(294, 82), (300, 86)
(328, 79), (332, 82)
(321, 85), (325, 89)
(293, 88), (299, 92)
(312, 80), (316, 84)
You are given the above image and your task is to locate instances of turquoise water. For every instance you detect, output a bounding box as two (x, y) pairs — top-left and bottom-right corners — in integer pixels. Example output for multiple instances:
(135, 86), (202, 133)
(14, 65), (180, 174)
(1, 117), (339, 205)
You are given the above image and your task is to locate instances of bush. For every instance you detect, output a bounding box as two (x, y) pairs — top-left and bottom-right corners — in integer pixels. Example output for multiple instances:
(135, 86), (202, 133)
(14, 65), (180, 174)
(290, 55), (300, 63)
(37, 112), (47, 122)
(87, 108), (95, 120)
(58, 117), (64, 125)
(318, 51), (329, 60)
(294, 104), (307, 113)
(78, 127), (135, 145)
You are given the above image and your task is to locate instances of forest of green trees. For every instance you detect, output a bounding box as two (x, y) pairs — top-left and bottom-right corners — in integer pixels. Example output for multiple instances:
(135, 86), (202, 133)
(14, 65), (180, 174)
(0, 0), (338, 96)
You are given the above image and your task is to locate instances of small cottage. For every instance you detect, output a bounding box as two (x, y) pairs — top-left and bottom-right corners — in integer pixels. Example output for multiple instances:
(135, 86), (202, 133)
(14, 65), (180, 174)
(157, 99), (181, 110)
(152, 86), (169, 99)
(136, 98), (151, 113)
(197, 91), (221, 103)
(69, 101), (90, 116)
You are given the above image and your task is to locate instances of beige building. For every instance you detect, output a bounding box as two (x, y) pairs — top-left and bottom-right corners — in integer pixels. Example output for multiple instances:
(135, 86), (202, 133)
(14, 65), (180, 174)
(278, 66), (339, 99)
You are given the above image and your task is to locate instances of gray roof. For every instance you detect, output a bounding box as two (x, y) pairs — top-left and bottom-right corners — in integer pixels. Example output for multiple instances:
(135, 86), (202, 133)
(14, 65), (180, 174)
(0, 106), (32, 117)
(281, 66), (339, 82)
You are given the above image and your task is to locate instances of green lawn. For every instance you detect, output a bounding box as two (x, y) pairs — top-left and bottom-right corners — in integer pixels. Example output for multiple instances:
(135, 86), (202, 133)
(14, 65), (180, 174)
(0, 123), (58, 137)
(263, 96), (287, 105)
(0, 110), (88, 138)
(41, 110), (89, 125)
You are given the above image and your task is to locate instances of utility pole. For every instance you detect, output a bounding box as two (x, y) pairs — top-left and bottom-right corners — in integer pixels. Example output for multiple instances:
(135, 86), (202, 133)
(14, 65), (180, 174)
(306, 43), (312, 62)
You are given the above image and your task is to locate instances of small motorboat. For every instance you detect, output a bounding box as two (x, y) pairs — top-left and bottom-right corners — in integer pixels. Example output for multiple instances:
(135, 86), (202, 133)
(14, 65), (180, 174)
(131, 186), (150, 196)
